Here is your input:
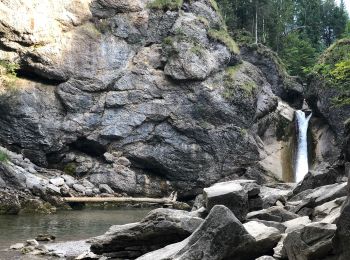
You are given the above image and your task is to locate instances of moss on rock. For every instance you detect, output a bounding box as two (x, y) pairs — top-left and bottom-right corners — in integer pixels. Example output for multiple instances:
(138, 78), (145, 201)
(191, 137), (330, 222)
(20, 199), (56, 214)
(309, 38), (350, 106)
(208, 29), (239, 54)
(147, 0), (183, 10)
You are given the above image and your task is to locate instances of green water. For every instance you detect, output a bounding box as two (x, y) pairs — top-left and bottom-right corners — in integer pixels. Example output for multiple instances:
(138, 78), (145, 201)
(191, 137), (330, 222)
(0, 209), (151, 259)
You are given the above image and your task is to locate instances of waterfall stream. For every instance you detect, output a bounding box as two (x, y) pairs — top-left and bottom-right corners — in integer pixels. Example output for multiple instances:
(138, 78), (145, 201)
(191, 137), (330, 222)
(294, 110), (312, 182)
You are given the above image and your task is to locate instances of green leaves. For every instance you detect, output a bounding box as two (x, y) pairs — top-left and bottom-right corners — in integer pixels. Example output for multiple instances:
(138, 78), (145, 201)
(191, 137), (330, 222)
(279, 32), (317, 79)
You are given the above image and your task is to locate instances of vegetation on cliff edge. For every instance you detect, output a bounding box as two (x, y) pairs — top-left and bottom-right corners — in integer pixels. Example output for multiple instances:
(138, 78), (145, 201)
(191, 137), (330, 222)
(308, 38), (350, 106)
(147, 0), (183, 10)
(0, 60), (19, 90)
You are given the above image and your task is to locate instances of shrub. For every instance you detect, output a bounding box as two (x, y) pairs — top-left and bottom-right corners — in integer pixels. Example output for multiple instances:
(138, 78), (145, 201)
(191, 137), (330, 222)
(208, 29), (239, 54)
(0, 60), (19, 89)
(308, 39), (350, 106)
(147, 0), (183, 10)
(209, 0), (220, 13)
(0, 151), (9, 162)
(63, 162), (77, 176)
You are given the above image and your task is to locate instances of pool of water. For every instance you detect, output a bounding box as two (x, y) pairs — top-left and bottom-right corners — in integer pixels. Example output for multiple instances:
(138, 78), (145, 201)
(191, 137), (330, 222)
(0, 208), (151, 259)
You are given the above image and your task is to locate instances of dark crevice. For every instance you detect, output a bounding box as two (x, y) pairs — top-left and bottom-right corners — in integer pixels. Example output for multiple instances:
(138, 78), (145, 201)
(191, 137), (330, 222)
(128, 156), (171, 179)
(69, 137), (107, 157)
(16, 68), (65, 85)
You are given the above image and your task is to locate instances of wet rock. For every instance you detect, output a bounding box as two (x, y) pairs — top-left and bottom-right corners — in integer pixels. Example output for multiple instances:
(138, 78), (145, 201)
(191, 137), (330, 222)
(76, 251), (100, 260)
(247, 206), (299, 222)
(90, 208), (203, 259)
(136, 205), (255, 260)
(0, 190), (21, 214)
(10, 243), (25, 250)
(45, 240), (91, 259)
(26, 239), (39, 246)
(20, 199), (56, 214)
(36, 234), (56, 241)
(21, 246), (36, 254)
(284, 222), (336, 260)
(203, 181), (248, 221)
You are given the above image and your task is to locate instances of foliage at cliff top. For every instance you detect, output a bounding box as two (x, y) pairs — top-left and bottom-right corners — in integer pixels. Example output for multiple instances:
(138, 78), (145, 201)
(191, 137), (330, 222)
(0, 60), (19, 90)
(208, 29), (239, 54)
(147, 0), (183, 10)
(309, 38), (350, 106)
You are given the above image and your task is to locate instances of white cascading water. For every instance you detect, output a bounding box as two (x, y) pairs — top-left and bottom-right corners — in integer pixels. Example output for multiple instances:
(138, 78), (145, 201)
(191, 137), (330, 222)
(294, 110), (312, 183)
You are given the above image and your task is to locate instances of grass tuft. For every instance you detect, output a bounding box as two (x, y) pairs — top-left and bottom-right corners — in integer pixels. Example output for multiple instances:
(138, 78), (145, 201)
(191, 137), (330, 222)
(0, 150), (9, 163)
(147, 0), (183, 10)
(208, 29), (239, 54)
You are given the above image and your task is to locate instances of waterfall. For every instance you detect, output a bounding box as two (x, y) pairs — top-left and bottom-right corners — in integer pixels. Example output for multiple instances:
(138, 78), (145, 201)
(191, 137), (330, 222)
(294, 110), (312, 183)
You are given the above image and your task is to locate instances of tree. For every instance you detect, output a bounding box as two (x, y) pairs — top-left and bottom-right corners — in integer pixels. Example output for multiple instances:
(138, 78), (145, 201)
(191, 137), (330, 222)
(216, 0), (349, 79)
(342, 20), (350, 38)
(321, 0), (348, 46)
(280, 32), (317, 78)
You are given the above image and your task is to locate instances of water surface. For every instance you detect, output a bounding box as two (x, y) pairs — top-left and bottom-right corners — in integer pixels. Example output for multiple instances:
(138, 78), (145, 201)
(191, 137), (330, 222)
(0, 208), (151, 259)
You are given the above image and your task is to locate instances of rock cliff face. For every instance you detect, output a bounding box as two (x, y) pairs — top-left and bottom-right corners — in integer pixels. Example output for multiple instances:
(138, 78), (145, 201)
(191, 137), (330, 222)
(0, 0), (345, 201)
(306, 39), (350, 164)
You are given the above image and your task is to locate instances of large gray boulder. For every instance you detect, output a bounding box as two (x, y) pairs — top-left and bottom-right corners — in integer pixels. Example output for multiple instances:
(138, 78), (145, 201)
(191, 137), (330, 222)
(247, 206), (299, 222)
(292, 164), (345, 196)
(136, 205), (255, 260)
(289, 182), (348, 215)
(282, 216), (311, 233)
(203, 181), (249, 221)
(0, 190), (21, 214)
(312, 197), (346, 224)
(333, 170), (350, 260)
(259, 185), (292, 209)
(284, 222), (336, 260)
(90, 208), (203, 259)
(243, 221), (282, 257)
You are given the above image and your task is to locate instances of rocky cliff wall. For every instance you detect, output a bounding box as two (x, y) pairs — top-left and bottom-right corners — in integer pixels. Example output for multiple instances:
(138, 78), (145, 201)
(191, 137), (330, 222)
(0, 0), (341, 200)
